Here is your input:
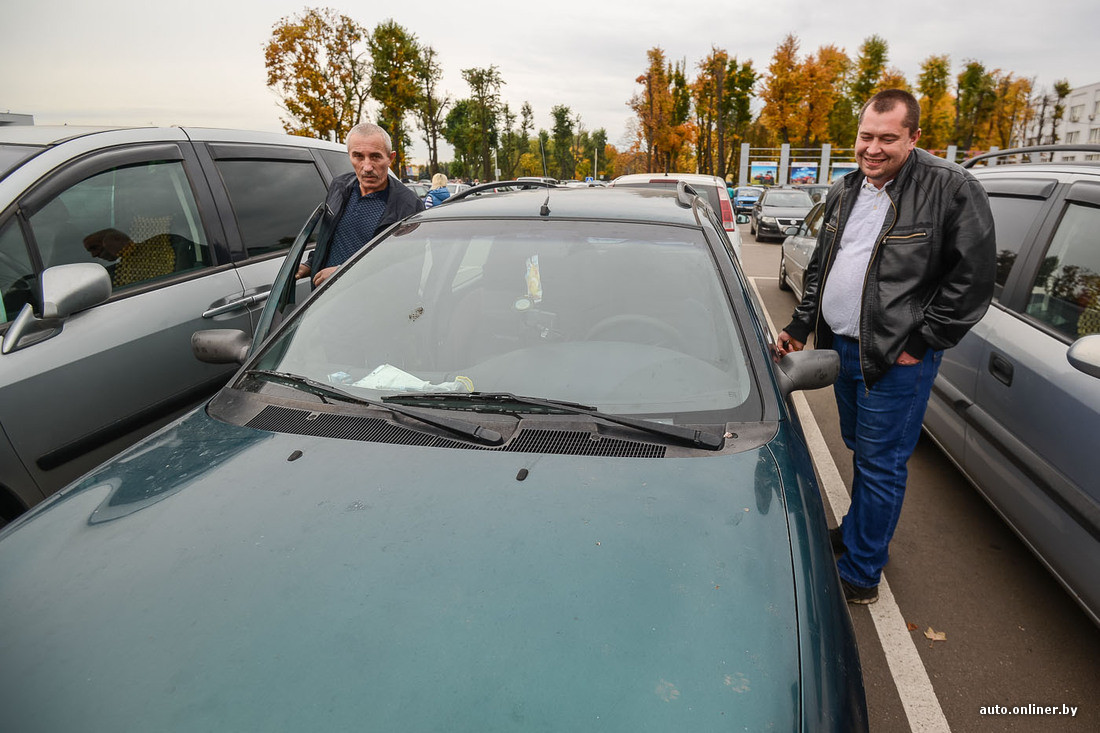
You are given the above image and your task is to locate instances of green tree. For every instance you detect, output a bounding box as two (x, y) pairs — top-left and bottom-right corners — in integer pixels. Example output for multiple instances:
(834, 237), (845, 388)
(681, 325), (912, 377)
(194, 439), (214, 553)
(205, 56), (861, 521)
(497, 102), (533, 180)
(955, 60), (995, 151)
(550, 105), (576, 179)
(264, 8), (369, 141)
(462, 66), (504, 181)
(368, 20), (423, 174)
(1049, 78), (1073, 144)
(413, 45), (450, 174)
(851, 35), (889, 108)
(442, 99), (476, 178)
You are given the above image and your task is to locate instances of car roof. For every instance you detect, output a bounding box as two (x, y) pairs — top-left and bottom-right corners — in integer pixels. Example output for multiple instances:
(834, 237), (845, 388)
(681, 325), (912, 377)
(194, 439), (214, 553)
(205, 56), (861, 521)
(414, 186), (710, 226)
(612, 172), (725, 187)
(0, 125), (344, 150)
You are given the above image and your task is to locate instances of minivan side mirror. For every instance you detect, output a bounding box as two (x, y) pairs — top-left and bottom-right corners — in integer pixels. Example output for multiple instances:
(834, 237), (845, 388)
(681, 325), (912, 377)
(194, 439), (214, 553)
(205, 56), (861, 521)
(736, 214), (749, 224)
(1, 263), (111, 355)
(1067, 334), (1100, 379)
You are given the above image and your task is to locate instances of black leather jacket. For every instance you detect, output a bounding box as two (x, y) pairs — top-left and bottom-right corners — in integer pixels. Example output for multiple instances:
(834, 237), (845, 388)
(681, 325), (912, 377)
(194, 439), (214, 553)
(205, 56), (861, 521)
(783, 148), (996, 387)
(306, 172), (425, 272)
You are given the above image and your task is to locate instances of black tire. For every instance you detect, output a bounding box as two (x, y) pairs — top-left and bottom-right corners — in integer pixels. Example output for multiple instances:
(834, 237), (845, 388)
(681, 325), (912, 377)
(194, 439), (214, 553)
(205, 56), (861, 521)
(778, 253), (791, 291)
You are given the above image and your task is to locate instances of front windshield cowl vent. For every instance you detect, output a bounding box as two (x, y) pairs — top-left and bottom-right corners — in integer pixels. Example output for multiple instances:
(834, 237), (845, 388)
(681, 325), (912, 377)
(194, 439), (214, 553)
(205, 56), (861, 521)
(244, 406), (667, 458)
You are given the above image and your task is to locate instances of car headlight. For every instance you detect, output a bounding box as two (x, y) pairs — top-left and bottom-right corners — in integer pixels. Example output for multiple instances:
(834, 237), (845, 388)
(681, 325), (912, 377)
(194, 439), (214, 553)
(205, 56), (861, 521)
(762, 216), (777, 225)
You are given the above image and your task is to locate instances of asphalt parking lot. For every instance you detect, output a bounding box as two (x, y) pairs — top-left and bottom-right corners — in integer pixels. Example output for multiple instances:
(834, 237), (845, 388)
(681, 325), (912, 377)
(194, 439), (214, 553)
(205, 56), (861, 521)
(740, 227), (1100, 732)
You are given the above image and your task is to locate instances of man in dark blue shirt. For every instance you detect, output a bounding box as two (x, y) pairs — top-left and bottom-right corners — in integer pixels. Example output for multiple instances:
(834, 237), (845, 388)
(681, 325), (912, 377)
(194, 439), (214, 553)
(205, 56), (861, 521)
(297, 123), (424, 287)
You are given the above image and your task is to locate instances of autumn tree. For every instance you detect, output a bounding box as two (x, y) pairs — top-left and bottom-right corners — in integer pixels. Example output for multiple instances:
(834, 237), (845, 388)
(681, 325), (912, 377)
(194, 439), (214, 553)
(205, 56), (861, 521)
(917, 55), (954, 151)
(368, 20), (423, 174)
(802, 45), (850, 147)
(463, 66), (504, 181)
(759, 34), (804, 144)
(413, 45), (450, 174)
(628, 47), (674, 172)
(264, 8), (370, 141)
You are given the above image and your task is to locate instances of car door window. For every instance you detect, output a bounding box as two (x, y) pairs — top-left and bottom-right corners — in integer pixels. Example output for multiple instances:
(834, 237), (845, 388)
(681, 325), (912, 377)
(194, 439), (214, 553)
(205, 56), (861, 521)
(0, 218), (34, 324)
(987, 194), (1048, 297)
(26, 160), (209, 291)
(1024, 201), (1100, 339)
(214, 159), (328, 258)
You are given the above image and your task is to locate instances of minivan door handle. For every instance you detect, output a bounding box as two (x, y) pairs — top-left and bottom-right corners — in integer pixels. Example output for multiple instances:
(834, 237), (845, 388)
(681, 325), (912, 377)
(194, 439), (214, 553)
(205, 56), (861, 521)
(989, 353), (1014, 386)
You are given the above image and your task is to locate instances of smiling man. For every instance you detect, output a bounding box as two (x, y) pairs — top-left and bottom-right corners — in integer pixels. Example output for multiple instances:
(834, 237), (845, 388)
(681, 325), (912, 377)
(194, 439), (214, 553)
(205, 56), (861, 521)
(297, 123), (424, 287)
(775, 89), (996, 604)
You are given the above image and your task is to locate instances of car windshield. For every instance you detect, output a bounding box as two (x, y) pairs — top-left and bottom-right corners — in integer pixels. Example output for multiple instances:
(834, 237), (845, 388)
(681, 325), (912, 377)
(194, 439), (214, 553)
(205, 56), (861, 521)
(253, 218), (760, 423)
(765, 191), (813, 207)
(736, 187), (762, 197)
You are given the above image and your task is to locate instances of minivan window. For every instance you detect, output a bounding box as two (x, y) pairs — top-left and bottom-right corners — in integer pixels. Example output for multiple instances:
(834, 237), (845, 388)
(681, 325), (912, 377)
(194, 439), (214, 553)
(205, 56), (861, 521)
(27, 160), (209, 291)
(987, 193), (1047, 297)
(215, 159), (328, 258)
(1024, 201), (1100, 340)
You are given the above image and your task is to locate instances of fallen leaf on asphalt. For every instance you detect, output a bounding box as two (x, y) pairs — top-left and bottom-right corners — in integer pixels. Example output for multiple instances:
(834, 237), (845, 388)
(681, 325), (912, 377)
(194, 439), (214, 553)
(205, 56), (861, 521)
(924, 627), (947, 642)
(907, 622), (919, 631)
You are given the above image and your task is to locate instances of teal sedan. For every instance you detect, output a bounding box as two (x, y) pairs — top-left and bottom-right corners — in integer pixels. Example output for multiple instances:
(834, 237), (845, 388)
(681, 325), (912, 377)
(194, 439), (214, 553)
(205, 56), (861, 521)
(0, 184), (865, 731)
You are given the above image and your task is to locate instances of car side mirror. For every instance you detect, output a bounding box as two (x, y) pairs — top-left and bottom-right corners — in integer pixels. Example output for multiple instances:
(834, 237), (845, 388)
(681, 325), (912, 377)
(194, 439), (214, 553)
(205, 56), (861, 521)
(736, 214), (749, 224)
(1067, 334), (1100, 379)
(1, 263), (111, 355)
(774, 349), (840, 397)
(192, 329), (251, 364)
(784, 225), (800, 236)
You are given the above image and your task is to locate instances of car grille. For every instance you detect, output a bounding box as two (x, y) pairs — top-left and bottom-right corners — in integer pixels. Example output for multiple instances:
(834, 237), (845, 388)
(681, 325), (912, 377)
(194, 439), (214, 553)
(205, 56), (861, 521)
(775, 217), (802, 227)
(246, 405), (667, 458)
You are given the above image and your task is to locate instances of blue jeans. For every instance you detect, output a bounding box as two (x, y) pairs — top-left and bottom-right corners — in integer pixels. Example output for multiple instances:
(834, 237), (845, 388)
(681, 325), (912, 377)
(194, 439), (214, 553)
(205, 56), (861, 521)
(833, 335), (942, 588)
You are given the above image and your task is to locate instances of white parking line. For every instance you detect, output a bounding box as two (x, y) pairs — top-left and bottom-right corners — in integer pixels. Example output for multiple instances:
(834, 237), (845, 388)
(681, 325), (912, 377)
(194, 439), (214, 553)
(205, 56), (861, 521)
(750, 276), (951, 733)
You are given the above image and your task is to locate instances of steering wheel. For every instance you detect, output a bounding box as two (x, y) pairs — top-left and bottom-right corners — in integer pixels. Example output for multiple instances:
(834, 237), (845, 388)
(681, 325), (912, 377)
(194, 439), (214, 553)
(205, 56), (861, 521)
(585, 313), (685, 350)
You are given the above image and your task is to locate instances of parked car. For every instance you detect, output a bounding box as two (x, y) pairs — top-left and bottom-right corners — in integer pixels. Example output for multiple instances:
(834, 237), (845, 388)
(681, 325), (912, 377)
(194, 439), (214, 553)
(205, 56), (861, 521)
(609, 173), (742, 258)
(922, 144), (1100, 626)
(446, 181), (471, 197)
(405, 181), (430, 198)
(750, 187), (814, 242)
(778, 201), (825, 298)
(793, 182), (831, 204)
(733, 185), (764, 214)
(0, 125), (351, 524)
(0, 184), (866, 730)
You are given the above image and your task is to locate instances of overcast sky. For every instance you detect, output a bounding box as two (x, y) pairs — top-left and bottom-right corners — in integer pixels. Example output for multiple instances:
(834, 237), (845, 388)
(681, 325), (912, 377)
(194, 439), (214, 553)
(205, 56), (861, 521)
(3, 0), (1097, 161)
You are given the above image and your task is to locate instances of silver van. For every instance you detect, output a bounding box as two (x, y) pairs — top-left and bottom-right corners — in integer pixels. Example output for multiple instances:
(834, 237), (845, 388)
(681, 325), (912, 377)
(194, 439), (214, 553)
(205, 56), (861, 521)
(0, 126), (351, 522)
(923, 144), (1100, 625)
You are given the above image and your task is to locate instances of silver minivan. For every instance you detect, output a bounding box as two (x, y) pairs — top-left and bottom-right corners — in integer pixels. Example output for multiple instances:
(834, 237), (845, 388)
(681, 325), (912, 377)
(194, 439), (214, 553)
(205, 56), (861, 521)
(923, 145), (1100, 625)
(0, 126), (352, 522)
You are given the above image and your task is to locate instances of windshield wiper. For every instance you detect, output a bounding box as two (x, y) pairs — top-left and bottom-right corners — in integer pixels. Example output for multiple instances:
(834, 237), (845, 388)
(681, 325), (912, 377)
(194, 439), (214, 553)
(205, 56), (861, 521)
(241, 370), (504, 446)
(384, 392), (725, 451)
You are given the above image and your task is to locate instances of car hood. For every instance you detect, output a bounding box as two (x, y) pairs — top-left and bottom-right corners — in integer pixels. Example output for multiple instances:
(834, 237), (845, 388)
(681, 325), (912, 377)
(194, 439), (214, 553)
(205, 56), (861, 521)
(0, 408), (801, 731)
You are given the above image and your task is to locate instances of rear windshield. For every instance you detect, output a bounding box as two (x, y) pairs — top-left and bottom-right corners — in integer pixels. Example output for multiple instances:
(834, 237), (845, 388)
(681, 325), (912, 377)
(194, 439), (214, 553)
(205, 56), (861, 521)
(616, 180), (722, 212)
(0, 144), (43, 181)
